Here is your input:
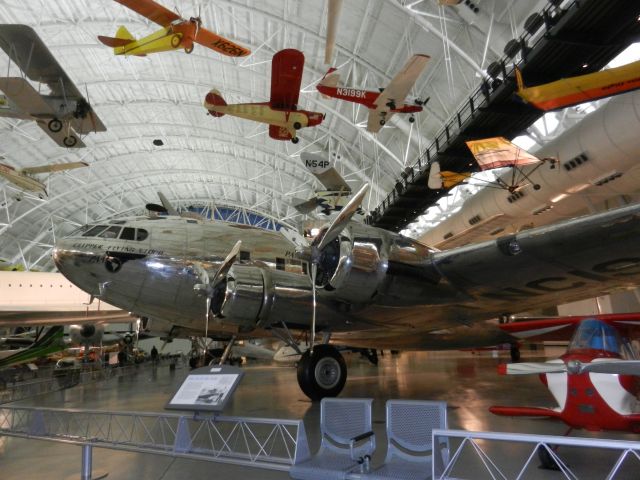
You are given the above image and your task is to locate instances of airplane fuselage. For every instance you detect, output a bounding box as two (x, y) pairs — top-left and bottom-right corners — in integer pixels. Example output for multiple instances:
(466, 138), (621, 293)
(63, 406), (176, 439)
(544, 351), (640, 432)
(114, 25), (194, 56)
(316, 85), (423, 113)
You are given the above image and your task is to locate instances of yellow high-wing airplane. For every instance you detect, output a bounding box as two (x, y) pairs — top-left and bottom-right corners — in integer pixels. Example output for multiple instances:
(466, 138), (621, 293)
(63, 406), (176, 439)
(98, 0), (250, 57)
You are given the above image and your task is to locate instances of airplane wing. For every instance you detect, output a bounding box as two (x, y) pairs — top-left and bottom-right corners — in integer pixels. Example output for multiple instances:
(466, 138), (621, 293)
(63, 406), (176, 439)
(0, 310), (134, 327)
(293, 197), (324, 214)
(22, 161), (88, 175)
(114, 0), (180, 27)
(466, 137), (540, 170)
(0, 77), (55, 117)
(270, 49), (304, 110)
(497, 313), (640, 342)
(368, 54), (430, 132)
(0, 25), (83, 99)
(300, 152), (351, 192)
(194, 29), (251, 57)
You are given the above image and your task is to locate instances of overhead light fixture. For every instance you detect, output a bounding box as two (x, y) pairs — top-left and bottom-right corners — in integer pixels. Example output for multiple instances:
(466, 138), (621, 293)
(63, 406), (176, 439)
(567, 183), (590, 193)
(550, 193), (569, 203)
(582, 63), (589, 68)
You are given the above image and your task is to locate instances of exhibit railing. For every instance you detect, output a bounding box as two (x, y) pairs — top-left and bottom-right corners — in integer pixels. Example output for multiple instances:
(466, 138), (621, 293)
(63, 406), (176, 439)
(0, 406), (310, 479)
(432, 428), (640, 480)
(0, 362), (169, 404)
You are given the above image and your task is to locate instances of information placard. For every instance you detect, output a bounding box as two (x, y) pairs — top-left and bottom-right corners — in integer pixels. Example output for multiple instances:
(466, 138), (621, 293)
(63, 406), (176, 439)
(166, 365), (244, 412)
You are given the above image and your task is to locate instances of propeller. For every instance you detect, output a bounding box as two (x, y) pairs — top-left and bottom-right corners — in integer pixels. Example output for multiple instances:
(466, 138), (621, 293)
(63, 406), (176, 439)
(499, 359), (640, 376)
(308, 184), (369, 352)
(193, 240), (242, 341)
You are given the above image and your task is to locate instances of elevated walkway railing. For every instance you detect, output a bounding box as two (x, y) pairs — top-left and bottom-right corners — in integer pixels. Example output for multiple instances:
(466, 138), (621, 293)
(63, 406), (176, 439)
(432, 428), (640, 480)
(0, 405), (310, 478)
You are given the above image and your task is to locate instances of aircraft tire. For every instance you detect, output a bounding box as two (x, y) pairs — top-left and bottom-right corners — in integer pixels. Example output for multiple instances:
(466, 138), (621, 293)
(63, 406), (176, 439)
(293, 121), (302, 130)
(510, 344), (521, 362)
(48, 118), (63, 132)
(185, 44), (194, 54)
(63, 136), (78, 147)
(379, 119), (385, 126)
(409, 116), (415, 123)
(171, 34), (181, 48)
(297, 344), (347, 401)
(291, 137), (300, 144)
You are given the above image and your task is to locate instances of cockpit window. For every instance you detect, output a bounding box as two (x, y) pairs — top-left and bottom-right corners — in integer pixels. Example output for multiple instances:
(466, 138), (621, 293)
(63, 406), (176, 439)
(98, 226), (122, 239)
(120, 227), (136, 241)
(136, 229), (149, 241)
(82, 225), (108, 237)
(569, 319), (628, 356)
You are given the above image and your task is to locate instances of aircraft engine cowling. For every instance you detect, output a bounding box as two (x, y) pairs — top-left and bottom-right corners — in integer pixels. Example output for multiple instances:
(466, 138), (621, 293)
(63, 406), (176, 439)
(69, 323), (104, 345)
(211, 264), (313, 332)
(314, 223), (390, 304)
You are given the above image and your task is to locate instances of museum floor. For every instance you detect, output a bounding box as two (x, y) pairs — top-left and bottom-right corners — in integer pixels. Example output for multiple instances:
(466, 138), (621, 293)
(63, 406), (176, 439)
(0, 348), (638, 479)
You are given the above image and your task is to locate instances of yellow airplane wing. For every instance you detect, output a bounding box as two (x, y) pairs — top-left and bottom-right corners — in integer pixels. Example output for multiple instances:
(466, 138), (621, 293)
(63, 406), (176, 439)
(466, 137), (540, 170)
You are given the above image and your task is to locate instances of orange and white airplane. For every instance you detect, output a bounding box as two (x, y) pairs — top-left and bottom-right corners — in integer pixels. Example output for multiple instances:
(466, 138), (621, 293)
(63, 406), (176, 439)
(316, 54), (430, 132)
(204, 49), (325, 143)
(98, 0), (250, 57)
(515, 59), (640, 111)
(0, 160), (88, 199)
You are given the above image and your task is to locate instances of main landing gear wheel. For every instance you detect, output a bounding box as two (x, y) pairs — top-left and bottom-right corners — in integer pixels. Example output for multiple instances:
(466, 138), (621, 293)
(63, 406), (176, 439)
(185, 44), (194, 54)
(63, 135), (78, 147)
(171, 34), (181, 48)
(379, 119), (385, 126)
(510, 344), (521, 363)
(297, 344), (347, 401)
(408, 116), (415, 123)
(48, 118), (62, 132)
(293, 121), (302, 130)
(291, 137), (300, 144)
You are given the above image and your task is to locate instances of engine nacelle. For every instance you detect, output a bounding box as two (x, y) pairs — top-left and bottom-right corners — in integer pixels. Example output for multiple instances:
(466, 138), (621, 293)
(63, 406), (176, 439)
(315, 223), (391, 304)
(69, 323), (104, 345)
(212, 264), (313, 332)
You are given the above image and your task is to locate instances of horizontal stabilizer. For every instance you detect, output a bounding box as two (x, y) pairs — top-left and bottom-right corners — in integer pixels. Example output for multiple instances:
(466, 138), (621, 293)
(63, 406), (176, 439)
(97, 35), (131, 48)
(204, 89), (227, 117)
(22, 161), (88, 175)
(498, 361), (566, 375)
(489, 406), (561, 418)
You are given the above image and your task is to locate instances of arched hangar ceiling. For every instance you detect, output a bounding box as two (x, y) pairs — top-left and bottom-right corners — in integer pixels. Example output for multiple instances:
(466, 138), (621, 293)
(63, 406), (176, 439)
(0, 0), (546, 271)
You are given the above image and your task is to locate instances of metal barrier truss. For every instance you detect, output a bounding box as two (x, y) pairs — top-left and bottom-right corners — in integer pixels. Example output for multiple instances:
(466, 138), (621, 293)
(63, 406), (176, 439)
(0, 406), (310, 475)
(432, 429), (640, 480)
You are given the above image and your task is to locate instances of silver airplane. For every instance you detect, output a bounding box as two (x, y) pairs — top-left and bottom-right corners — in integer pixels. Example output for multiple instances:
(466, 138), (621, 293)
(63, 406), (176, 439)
(52, 188), (640, 400)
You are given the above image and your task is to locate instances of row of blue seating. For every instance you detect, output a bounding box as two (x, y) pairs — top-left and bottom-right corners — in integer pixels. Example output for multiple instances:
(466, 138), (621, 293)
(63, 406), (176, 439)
(290, 398), (449, 480)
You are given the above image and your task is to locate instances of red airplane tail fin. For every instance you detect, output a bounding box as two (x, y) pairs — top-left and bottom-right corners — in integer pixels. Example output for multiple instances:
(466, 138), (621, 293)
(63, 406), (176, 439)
(318, 68), (340, 98)
(97, 35), (131, 48)
(490, 406), (561, 418)
(204, 89), (227, 117)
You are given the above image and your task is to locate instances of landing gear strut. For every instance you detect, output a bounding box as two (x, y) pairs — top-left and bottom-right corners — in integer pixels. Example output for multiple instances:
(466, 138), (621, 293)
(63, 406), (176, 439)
(296, 344), (347, 401)
(510, 344), (521, 363)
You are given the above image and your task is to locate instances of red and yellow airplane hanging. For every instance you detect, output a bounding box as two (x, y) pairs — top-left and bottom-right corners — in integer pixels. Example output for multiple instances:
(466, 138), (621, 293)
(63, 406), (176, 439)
(98, 0), (250, 57)
(316, 54), (430, 132)
(515, 59), (640, 111)
(204, 49), (325, 144)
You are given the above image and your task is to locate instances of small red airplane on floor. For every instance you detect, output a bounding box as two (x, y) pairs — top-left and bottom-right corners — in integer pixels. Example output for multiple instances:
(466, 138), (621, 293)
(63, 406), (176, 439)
(316, 54), (430, 132)
(204, 49), (325, 143)
(491, 314), (640, 434)
(98, 0), (250, 57)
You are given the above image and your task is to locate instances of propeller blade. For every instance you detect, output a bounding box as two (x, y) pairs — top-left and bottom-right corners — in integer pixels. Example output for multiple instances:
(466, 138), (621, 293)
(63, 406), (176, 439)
(158, 192), (179, 216)
(146, 203), (167, 213)
(310, 262), (317, 353)
(210, 240), (242, 287)
(498, 362), (567, 375)
(580, 360), (640, 376)
(312, 183), (368, 251)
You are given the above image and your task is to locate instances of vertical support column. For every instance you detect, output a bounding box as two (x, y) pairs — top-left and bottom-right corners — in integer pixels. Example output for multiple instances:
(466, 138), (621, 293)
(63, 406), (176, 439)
(81, 444), (92, 480)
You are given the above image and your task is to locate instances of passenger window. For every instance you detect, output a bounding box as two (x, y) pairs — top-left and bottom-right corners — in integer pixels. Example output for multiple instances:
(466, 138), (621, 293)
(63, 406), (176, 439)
(98, 226), (122, 239)
(120, 227), (136, 241)
(136, 229), (149, 241)
(82, 225), (108, 237)
(276, 258), (285, 271)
